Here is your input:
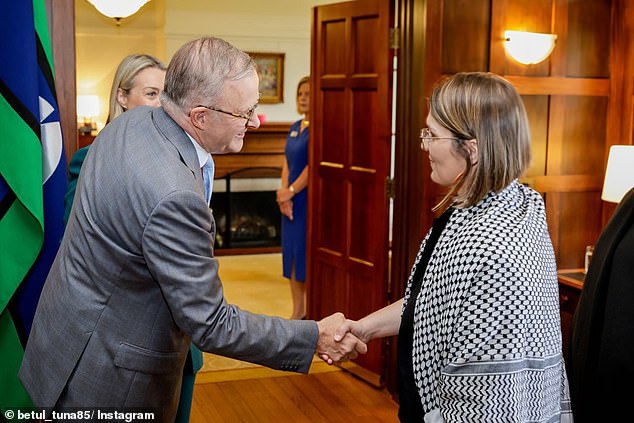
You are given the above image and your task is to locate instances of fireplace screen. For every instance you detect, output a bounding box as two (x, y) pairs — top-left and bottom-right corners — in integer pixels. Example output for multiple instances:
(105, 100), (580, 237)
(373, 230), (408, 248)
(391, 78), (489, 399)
(210, 168), (281, 250)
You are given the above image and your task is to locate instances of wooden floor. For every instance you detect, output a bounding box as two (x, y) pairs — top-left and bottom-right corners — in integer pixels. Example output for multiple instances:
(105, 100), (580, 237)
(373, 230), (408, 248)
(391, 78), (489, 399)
(190, 254), (399, 422)
(190, 370), (399, 423)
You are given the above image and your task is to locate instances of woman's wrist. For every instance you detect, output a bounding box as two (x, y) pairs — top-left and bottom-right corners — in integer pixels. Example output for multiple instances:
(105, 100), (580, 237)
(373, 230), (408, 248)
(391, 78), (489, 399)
(289, 185), (296, 195)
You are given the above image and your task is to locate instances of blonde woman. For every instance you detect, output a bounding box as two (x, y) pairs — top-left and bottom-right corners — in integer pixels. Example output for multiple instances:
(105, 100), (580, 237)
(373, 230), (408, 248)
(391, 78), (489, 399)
(64, 54), (166, 225)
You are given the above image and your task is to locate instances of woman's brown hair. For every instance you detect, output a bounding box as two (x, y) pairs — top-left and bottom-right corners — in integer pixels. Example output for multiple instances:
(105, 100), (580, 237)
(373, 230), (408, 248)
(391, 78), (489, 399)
(429, 72), (531, 211)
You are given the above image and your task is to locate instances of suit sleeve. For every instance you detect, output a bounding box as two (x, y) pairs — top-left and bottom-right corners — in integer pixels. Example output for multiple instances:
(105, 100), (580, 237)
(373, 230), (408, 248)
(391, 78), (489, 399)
(141, 189), (318, 373)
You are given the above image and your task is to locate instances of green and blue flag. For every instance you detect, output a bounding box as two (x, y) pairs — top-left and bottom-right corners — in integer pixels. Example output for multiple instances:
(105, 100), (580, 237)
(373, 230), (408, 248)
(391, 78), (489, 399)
(0, 0), (67, 410)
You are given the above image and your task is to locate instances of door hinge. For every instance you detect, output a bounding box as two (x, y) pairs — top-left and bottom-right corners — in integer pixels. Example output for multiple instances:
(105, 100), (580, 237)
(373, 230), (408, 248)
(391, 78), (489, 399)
(390, 27), (400, 50)
(385, 177), (396, 199)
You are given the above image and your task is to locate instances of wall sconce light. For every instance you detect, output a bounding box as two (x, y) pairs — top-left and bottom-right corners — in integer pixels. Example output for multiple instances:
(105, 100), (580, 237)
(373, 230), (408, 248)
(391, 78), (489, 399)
(85, 0), (151, 24)
(76, 95), (100, 135)
(504, 30), (557, 65)
(601, 145), (634, 203)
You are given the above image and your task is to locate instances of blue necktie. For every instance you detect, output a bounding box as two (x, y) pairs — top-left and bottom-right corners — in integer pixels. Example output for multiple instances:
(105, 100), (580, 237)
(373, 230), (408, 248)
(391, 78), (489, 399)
(202, 158), (214, 205)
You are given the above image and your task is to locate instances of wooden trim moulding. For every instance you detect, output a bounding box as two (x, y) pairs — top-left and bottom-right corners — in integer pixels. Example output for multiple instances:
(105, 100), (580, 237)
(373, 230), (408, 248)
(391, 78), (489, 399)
(503, 76), (610, 96)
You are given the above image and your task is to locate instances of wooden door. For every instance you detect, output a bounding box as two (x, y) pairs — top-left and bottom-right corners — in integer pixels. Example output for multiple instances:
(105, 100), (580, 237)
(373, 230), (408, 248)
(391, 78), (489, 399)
(307, 0), (393, 385)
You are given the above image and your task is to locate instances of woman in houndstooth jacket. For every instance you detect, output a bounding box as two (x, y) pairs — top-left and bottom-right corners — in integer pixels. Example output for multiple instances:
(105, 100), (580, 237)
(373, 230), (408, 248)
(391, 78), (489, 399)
(333, 72), (573, 423)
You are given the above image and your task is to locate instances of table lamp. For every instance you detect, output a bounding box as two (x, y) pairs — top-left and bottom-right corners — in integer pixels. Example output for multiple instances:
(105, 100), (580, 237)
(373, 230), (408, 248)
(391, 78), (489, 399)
(601, 145), (634, 204)
(76, 95), (100, 135)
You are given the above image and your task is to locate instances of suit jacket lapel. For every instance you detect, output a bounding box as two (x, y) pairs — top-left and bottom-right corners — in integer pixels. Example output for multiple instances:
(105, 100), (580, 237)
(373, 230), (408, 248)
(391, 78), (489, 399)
(151, 107), (203, 187)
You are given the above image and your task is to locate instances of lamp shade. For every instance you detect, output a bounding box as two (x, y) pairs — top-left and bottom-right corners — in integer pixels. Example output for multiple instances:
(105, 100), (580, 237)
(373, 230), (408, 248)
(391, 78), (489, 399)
(504, 30), (557, 65)
(76, 95), (100, 120)
(601, 145), (634, 203)
(86, 0), (151, 19)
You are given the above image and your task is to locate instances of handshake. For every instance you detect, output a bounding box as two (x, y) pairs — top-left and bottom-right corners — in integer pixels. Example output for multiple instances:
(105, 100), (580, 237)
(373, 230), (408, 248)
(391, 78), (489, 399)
(315, 312), (368, 364)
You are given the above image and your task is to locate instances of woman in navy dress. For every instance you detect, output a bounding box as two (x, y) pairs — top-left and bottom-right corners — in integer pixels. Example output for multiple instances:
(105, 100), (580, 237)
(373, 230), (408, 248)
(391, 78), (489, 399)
(277, 76), (310, 319)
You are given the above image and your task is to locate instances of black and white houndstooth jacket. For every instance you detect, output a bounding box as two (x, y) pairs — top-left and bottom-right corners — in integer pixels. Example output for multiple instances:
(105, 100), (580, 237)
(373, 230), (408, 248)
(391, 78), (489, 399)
(403, 180), (573, 423)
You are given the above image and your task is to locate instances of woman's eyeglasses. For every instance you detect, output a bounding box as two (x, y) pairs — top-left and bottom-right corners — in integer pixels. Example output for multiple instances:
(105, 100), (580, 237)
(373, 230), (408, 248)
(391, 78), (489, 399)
(419, 127), (461, 150)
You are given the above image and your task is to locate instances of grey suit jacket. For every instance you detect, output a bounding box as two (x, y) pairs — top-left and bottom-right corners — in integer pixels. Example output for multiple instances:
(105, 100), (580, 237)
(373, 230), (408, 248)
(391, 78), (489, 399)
(19, 107), (318, 422)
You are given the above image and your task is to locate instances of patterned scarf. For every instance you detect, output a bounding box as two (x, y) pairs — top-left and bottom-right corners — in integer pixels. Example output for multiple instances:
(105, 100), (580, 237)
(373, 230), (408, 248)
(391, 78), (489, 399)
(403, 180), (573, 422)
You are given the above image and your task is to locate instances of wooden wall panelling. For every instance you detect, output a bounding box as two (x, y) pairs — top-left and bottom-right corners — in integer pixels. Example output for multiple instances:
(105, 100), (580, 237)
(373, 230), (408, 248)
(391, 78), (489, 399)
(550, 0), (568, 77)
(547, 1), (611, 266)
(560, 96), (607, 176)
(490, 0), (613, 268)
(441, 0), (490, 73)
(488, 0), (507, 75)
(424, 0), (617, 270)
(565, 0), (610, 78)
(603, 0), (634, 224)
(543, 93), (565, 262)
(607, 0), (634, 147)
(504, 76), (609, 95)
(557, 192), (603, 268)
(522, 95), (549, 178)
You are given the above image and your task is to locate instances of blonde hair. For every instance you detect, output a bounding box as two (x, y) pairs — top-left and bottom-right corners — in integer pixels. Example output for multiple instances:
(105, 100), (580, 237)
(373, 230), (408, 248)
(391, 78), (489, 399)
(107, 54), (166, 123)
(429, 72), (531, 212)
(161, 37), (255, 112)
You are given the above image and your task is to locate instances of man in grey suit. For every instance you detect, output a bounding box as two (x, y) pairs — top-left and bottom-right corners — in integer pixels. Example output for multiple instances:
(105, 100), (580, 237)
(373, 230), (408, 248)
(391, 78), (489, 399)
(19, 37), (365, 422)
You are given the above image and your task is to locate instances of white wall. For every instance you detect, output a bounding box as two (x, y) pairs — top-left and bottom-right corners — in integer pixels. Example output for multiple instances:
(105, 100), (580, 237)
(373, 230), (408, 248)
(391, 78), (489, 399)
(75, 0), (166, 129)
(163, 0), (335, 122)
(76, 0), (335, 128)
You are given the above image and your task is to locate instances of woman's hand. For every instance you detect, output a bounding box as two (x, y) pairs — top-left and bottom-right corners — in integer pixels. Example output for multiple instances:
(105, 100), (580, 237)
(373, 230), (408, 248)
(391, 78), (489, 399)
(276, 186), (295, 203)
(278, 199), (293, 220)
(277, 186), (295, 220)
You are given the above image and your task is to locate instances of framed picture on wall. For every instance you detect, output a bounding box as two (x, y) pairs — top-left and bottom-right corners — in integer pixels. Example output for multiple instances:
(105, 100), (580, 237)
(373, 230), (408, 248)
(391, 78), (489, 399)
(247, 52), (284, 104)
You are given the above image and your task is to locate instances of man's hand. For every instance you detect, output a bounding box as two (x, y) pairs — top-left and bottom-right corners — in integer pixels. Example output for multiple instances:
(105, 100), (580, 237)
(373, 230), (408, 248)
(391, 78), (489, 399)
(316, 312), (367, 365)
(334, 318), (369, 344)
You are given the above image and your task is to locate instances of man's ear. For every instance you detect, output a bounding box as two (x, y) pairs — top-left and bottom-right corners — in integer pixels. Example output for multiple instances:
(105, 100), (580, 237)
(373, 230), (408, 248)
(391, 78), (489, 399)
(466, 138), (478, 163)
(189, 107), (206, 130)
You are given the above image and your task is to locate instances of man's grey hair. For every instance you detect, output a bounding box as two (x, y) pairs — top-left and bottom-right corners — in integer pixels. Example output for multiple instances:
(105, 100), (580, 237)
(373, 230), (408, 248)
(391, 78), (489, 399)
(161, 37), (255, 111)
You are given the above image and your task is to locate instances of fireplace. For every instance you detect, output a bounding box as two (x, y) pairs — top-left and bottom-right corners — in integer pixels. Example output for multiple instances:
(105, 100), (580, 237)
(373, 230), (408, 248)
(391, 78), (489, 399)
(208, 122), (290, 254)
(210, 167), (282, 253)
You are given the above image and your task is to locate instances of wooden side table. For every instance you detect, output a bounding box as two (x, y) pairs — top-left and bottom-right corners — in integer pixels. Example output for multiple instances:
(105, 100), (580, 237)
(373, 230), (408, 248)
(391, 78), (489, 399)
(557, 269), (585, 359)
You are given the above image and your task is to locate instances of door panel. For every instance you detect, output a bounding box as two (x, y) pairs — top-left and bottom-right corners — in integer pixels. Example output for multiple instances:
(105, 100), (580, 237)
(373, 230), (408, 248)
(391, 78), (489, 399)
(318, 172), (346, 252)
(308, 0), (393, 383)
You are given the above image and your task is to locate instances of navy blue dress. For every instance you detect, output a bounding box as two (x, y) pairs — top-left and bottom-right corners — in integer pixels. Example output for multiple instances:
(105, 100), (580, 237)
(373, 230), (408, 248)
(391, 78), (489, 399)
(282, 120), (308, 282)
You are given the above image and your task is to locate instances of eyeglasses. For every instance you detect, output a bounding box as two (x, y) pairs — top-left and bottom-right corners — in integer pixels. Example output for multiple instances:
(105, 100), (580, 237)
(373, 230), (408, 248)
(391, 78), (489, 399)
(197, 104), (258, 129)
(419, 127), (461, 150)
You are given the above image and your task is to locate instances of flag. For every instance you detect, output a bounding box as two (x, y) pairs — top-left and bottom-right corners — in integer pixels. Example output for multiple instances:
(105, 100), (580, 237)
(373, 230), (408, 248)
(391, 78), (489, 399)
(0, 0), (67, 410)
